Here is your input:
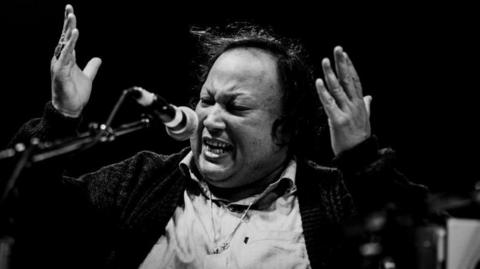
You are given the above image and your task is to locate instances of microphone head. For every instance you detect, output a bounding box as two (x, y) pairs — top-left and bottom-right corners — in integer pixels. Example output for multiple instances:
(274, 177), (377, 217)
(165, 106), (198, 141)
(129, 87), (197, 141)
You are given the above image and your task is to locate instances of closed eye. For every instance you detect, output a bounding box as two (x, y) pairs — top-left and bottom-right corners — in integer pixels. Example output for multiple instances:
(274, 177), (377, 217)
(227, 102), (250, 114)
(199, 96), (215, 106)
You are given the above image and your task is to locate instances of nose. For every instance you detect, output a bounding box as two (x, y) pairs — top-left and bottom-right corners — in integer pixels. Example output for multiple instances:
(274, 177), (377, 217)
(203, 104), (226, 134)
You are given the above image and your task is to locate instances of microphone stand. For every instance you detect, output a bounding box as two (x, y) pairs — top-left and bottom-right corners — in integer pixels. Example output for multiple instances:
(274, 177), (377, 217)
(0, 116), (150, 269)
(0, 87), (152, 269)
(31, 117), (150, 163)
(0, 87), (146, 206)
(0, 139), (39, 204)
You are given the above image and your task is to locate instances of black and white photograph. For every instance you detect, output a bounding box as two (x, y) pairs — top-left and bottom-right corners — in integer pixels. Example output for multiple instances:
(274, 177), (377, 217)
(1, 1), (479, 268)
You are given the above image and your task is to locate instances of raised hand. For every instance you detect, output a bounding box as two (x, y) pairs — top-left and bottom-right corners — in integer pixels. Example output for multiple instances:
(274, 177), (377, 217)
(51, 4), (102, 117)
(315, 46), (372, 156)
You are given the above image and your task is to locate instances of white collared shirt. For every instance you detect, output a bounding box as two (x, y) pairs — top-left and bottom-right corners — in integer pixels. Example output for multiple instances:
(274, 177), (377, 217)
(139, 152), (311, 269)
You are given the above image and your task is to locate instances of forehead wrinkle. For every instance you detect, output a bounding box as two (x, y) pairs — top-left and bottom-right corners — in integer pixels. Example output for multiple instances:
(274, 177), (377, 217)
(208, 67), (267, 96)
(204, 86), (256, 103)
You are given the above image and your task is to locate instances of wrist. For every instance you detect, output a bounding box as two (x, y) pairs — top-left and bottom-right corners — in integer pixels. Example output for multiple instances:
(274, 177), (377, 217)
(52, 100), (82, 118)
(333, 132), (371, 157)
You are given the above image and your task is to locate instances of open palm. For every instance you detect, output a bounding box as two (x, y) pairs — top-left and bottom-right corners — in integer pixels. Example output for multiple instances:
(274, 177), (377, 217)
(51, 4), (101, 117)
(315, 46), (372, 156)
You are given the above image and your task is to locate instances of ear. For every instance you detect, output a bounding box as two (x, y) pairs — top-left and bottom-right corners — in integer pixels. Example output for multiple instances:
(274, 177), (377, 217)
(271, 118), (292, 147)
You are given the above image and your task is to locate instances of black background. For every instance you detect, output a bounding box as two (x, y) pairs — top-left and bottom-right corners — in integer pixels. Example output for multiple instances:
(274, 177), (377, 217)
(2, 1), (479, 196)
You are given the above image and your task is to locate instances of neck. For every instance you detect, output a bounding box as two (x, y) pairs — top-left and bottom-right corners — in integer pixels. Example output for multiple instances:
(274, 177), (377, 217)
(206, 159), (289, 202)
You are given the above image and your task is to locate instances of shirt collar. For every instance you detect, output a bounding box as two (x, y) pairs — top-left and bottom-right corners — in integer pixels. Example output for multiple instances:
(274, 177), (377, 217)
(179, 151), (297, 207)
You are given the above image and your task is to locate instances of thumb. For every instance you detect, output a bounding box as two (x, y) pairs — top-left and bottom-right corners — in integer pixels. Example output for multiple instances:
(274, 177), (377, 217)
(50, 56), (56, 72)
(83, 57), (102, 80)
(363, 95), (372, 116)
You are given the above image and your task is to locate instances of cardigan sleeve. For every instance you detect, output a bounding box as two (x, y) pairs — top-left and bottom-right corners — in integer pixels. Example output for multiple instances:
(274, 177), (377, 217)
(333, 135), (429, 217)
(8, 101), (82, 147)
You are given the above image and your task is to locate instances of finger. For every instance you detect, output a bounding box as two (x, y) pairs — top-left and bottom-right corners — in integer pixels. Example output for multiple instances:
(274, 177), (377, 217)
(65, 13), (77, 40)
(334, 46), (358, 100)
(344, 52), (363, 98)
(315, 78), (341, 119)
(363, 95), (372, 116)
(61, 14), (73, 44)
(60, 28), (79, 65)
(54, 7), (75, 59)
(69, 7), (77, 30)
(60, 5), (73, 38)
(83, 58), (102, 80)
(333, 46), (344, 79)
(65, 4), (74, 16)
(322, 58), (349, 109)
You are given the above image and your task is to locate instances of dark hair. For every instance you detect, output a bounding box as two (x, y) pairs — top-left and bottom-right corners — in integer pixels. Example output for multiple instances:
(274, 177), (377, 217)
(190, 22), (329, 161)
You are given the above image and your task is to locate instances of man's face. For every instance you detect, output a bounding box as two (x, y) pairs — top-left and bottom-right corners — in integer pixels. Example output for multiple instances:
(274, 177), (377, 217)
(190, 48), (288, 188)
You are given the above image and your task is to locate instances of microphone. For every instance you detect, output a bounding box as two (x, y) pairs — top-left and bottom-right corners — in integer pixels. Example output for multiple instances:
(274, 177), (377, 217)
(129, 87), (198, 141)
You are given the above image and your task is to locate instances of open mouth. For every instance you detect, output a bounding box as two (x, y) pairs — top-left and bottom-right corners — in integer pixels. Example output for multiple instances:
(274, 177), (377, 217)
(203, 137), (233, 156)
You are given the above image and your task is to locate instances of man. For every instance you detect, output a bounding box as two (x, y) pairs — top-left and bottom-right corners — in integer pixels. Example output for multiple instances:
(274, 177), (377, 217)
(8, 4), (427, 269)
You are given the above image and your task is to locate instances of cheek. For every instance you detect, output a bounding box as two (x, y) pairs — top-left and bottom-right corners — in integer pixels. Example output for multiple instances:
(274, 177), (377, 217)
(190, 108), (205, 151)
(189, 132), (200, 153)
(195, 104), (207, 123)
(232, 121), (274, 154)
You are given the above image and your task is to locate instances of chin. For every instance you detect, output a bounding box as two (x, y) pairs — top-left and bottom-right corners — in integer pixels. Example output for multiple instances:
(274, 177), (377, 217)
(198, 160), (234, 185)
(199, 167), (230, 181)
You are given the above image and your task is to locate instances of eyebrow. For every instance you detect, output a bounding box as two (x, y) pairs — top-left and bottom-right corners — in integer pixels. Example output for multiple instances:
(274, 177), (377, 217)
(204, 88), (255, 102)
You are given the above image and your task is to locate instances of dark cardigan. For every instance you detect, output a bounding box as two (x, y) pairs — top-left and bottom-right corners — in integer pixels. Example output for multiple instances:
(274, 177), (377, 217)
(6, 103), (428, 269)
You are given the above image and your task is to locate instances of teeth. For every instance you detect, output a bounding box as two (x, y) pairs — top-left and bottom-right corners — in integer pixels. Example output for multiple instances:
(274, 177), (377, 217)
(206, 145), (227, 154)
(204, 138), (231, 150)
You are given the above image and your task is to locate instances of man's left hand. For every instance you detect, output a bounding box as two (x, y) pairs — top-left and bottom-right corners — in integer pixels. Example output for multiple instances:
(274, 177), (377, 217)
(315, 46), (372, 156)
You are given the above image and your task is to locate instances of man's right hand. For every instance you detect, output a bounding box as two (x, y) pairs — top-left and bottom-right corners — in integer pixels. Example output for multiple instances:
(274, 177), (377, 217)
(51, 4), (102, 118)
